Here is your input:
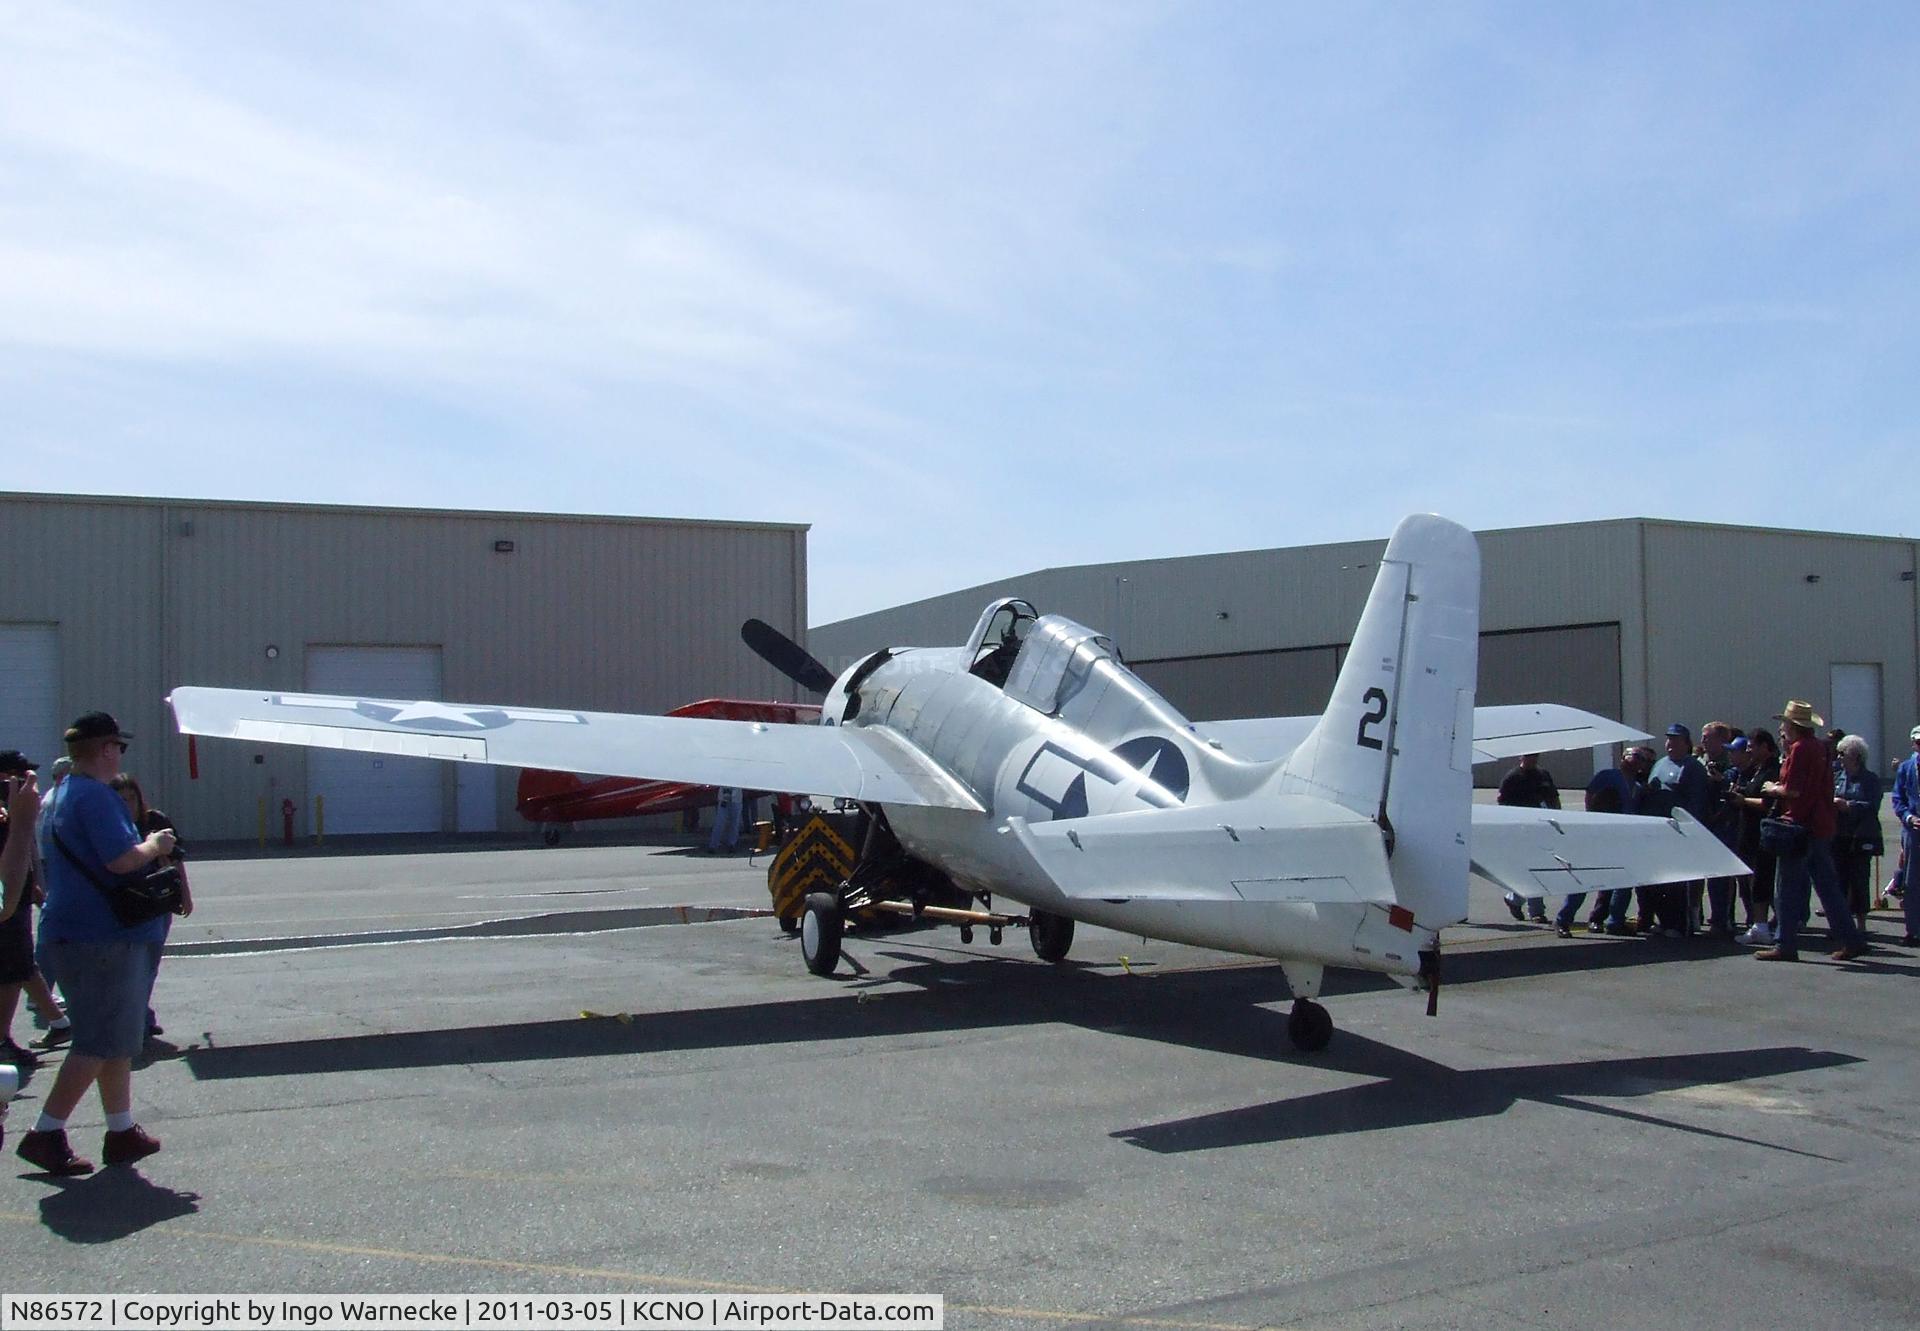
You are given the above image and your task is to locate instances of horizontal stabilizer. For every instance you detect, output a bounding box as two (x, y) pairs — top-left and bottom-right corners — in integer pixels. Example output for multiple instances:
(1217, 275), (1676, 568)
(1470, 805), (1748, 896)
(1462, 704), (1648, 763)
(168, 686), (983, 812)
(1197, 703), (1647, 764)
(1008, 796), (1394, 905)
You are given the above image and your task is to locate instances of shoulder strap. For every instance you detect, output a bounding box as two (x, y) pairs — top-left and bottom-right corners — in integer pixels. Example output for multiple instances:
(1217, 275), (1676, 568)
(50, 823), (124, 896)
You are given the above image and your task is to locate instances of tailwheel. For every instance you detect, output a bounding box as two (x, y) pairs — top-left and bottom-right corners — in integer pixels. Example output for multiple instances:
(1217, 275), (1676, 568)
(800, 892), (844, 976)
(1029, 909), (1075, 963)
(1287, 998), (1333, 1053)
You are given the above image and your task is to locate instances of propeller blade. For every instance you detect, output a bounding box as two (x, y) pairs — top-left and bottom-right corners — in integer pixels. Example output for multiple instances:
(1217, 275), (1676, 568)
(741, 619), (838, 695)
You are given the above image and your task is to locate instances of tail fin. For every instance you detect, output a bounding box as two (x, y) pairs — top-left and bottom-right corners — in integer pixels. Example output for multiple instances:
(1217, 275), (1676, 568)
(1273, 514), (1479, 926)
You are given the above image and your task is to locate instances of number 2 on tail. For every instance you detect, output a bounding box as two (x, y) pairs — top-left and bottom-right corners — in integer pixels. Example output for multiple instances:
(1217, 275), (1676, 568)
(1356, 687), (1388, 750)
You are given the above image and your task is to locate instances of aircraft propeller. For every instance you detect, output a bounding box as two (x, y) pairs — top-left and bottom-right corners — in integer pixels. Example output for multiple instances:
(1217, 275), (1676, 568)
(741, 619), (838, 695)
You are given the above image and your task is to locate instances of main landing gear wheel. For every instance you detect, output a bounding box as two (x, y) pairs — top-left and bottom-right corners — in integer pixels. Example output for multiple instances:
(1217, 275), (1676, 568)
(1288, 998), (1333, 1053)
(541, 823), (563, 848)
(1029, 909), (1075, 963)
(800, 892), (844, 976)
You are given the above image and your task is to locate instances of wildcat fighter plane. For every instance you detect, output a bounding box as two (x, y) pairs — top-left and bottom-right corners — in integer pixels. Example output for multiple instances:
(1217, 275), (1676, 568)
(168, 515), (1744, 1051)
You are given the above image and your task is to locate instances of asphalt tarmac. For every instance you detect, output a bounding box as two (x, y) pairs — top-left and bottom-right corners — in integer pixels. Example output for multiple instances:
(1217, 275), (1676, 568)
(3, 838), (1917, 1330)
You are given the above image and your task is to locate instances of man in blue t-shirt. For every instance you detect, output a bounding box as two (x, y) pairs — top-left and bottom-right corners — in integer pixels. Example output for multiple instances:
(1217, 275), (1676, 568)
(16, 712), (177, 1177)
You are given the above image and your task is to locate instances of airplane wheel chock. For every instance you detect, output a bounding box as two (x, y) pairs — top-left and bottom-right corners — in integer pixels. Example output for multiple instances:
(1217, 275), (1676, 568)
(800, 892), (844, 976)
(1028, 909), (1074, 963)
(1287, 999), (1333, 1053)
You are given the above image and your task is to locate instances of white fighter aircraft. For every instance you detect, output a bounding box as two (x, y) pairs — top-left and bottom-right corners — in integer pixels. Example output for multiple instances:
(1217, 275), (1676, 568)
(168, 515), (1744, 1051)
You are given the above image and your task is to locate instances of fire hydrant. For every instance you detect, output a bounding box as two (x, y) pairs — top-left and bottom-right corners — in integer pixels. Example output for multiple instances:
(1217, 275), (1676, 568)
(281, 798), (295, 847)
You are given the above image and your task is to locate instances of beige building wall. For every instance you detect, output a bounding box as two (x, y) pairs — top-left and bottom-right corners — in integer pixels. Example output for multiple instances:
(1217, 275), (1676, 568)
(1641, 523), (1919, 767)
(1, 492), (807, 840)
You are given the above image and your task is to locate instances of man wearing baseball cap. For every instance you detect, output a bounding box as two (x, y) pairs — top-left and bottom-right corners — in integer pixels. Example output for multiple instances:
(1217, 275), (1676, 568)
(1893, 724), (1920, 947)
(1756, 700), (1868, 962)
(16, 712), (177, 1176)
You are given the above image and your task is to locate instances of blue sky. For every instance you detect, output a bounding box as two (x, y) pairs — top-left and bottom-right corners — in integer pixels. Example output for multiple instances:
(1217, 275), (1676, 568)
(4, 3), (1915, 624)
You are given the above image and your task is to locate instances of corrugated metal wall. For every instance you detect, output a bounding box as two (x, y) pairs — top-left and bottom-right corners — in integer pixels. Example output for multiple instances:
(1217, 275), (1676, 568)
(1, 493), (807, 840)
(1642, 524), (1919, 769)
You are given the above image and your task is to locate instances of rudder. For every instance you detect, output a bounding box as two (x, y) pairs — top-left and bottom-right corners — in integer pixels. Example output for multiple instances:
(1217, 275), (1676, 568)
(1274, 514), (1479, 926)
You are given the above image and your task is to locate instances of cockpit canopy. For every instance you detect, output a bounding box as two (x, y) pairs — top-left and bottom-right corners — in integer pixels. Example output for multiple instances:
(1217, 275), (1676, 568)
(1002, 615), (1117, 716)
(966, 598), (1039, 688)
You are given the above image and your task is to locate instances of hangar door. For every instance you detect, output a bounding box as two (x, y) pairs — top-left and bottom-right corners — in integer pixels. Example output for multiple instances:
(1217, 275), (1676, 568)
(1134, 646), (1342, 722)
(306, 646), (445, 835)
(0, 624), (59, 760)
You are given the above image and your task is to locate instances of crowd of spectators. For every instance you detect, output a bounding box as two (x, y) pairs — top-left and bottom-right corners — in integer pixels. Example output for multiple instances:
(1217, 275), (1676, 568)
(1501, 699), (1918, 961)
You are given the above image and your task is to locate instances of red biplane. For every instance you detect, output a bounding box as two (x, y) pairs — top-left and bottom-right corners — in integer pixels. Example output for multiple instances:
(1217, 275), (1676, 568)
(515, 698), (821, 845)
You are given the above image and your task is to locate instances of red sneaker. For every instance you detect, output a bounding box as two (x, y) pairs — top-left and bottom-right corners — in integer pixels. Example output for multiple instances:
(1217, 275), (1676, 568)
(16, 1129), (96, 1176)
(102, 1125), (162, 1166)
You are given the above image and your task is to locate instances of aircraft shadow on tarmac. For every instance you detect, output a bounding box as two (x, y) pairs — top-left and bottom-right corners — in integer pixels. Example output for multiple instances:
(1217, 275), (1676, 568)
(183, 934), (1865, 1156)
(1110, 1039), (1860, 1156)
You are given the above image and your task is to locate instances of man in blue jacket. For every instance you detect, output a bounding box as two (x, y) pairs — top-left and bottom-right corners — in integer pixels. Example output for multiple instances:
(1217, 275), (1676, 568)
(16, 713), (177, 1177)
(1894, 724), (1920, 948)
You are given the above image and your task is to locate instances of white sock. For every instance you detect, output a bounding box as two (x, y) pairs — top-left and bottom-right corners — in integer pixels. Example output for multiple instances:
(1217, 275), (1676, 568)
(33, 1113), (67, 1133)
(49, 1016), (70, 1030)
(106, 1111), (135, 1132)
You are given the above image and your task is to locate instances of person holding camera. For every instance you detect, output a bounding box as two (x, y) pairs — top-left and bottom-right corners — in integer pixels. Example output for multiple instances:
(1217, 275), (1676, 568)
(1, 766), (43, 1153)
(1, 750), (72, 1066)
(15, 712), (177, 1176)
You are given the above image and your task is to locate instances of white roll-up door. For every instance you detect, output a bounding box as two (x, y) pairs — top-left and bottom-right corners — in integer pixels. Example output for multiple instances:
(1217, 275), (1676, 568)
(1829, 663), (1883, 764)
(306, 646), (446, 834)
(0, 624), (60, 763)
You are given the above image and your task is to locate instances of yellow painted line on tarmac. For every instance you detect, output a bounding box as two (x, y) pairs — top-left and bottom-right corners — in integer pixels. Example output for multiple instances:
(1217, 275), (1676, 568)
(0, 1212), (1276, 1329)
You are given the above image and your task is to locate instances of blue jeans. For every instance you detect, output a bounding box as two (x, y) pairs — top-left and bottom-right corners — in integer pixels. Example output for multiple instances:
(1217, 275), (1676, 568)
(1775, 836), (1865, 954)
(1505, 890), (1546, 920)
(35, 937), (162, 1060)
(1558, 887), (1633, 929)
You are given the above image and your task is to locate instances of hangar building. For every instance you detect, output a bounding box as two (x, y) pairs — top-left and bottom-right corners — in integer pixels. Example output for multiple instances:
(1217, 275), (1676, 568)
(810, 518), (1920, 787)
(0, 492), (808, 841)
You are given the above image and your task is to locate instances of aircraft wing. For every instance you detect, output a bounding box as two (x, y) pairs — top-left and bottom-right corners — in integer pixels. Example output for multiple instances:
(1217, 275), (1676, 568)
(1469, 805), (1747, 897)
(1196, 703), (1646, 763)
(167, 686), (984, 812)
(1006, 796), (1396, 905)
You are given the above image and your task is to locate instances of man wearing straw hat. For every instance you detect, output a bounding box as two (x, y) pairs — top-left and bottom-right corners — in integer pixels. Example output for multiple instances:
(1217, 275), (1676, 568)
(1755, 700), (1868, 962)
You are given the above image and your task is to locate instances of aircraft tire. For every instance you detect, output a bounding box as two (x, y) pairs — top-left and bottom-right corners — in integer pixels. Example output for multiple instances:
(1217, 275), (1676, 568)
(541, 823), (562, 848)
(1029, 909), (1075, 963)
(800, 892), (843, 976)
(1288, 999), (1333, 1053)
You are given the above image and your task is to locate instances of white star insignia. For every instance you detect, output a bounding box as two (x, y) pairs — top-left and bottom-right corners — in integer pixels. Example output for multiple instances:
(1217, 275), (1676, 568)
(385, 701), (487, 727)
